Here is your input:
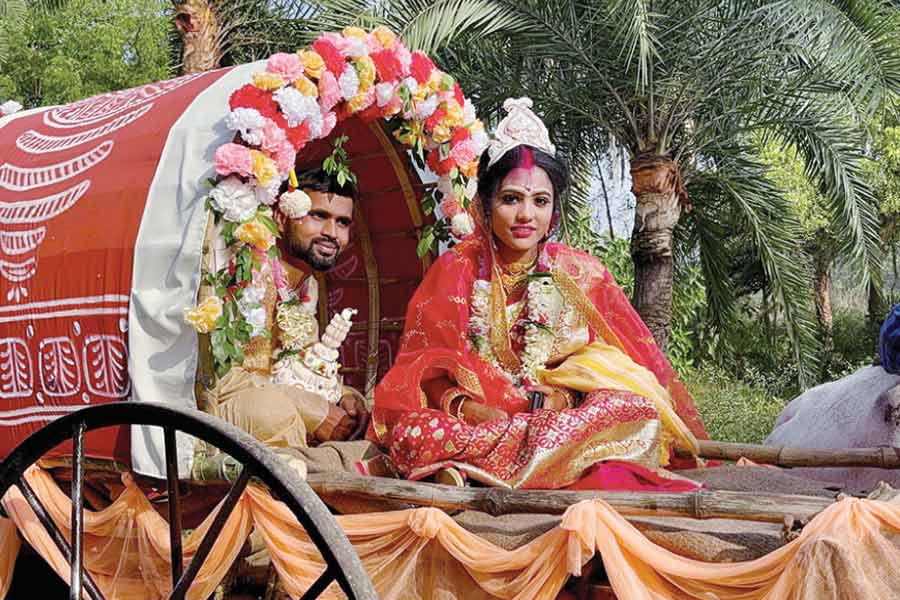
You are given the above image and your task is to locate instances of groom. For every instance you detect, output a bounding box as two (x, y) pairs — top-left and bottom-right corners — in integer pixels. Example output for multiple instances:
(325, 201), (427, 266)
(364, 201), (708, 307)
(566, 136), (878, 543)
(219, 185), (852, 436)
(198, 169), (370, 451)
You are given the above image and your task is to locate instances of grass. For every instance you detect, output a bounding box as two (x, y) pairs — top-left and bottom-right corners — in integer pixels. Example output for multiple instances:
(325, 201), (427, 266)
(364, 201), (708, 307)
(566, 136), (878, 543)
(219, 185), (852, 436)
(684, 365), (789, 444)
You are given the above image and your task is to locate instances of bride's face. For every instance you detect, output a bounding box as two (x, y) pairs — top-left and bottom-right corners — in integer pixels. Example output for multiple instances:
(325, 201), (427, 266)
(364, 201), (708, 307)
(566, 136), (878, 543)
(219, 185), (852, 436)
(490, 166), (554, 256)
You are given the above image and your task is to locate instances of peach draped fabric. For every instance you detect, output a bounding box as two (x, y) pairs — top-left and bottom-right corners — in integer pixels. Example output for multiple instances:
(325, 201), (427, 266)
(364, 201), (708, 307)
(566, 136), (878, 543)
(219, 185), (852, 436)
(3, 466), (900, 599)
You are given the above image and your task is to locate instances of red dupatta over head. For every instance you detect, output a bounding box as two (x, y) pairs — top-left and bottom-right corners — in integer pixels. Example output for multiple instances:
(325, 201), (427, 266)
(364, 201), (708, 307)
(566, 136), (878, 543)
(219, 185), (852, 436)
(371, 236), (708, 447)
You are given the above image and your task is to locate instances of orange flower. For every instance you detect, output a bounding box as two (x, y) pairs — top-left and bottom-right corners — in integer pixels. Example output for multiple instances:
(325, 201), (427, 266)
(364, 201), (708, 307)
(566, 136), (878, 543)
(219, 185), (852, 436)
(460, 160), (478, 179)
(235, 220), (275, 251)
(298, 50), (326, 80)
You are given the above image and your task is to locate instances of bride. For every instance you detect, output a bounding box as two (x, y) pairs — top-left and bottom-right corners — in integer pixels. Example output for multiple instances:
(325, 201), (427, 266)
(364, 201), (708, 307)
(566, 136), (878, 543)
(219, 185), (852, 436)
(371, 99), (708, 490)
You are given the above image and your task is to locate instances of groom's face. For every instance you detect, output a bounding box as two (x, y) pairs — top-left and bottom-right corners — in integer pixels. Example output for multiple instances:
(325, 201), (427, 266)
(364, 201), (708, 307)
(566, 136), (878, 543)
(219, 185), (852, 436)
(283, 190), (354, 271)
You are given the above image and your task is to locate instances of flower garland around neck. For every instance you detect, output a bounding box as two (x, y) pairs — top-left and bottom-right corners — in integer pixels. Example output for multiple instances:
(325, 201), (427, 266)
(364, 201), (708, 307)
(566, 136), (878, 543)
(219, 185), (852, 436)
(183, 26), (488, 378)
(468, 251), (558, 389)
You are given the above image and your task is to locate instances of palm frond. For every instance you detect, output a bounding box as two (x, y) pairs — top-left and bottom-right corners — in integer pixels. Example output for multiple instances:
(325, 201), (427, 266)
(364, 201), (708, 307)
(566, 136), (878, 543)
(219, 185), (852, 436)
(691, 150), (820, 384)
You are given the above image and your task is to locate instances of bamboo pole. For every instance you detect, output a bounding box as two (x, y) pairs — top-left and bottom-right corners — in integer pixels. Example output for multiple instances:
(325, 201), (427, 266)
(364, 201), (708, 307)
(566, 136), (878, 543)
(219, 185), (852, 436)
(679, 440), (900, 469)
(305, 473), (833, 523)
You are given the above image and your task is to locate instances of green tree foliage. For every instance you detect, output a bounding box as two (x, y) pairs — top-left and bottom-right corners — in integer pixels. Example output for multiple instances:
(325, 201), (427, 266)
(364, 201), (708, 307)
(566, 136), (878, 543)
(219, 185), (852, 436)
(0, 0), (173, 108)
(311, 0), (900, 387)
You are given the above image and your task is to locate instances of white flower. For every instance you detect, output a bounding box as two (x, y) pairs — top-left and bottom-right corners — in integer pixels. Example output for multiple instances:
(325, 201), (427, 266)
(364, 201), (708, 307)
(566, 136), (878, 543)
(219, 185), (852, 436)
(436, 176), (454, 200)
(415, 95), (439, 120)
(242, 283), (267, 305)
(280, 189), (312, 219)
(242, 305), (268, 337)
(305, 109), (324, 139)
(209, 176), (258, 222)
(225, 108), (266, 145)
(375, 82), (396, 107)
(339, 67), (360, 100)
(471, 129), (489, 154)
(450, 212), (474, 237)
(401, 77), (419, 96)
(273, 87), (319, 128)
(464, 177), (478, 200)
(254, 178), (281, 206)
(0, 100), (22, 116)
(344, 37), (367, 59)
(463, 99), (476, 125)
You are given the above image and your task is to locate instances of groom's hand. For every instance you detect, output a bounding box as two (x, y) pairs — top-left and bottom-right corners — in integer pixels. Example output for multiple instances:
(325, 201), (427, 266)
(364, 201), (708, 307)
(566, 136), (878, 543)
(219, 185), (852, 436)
(314, 405), (354, 442)
(339, 393), (370, 440)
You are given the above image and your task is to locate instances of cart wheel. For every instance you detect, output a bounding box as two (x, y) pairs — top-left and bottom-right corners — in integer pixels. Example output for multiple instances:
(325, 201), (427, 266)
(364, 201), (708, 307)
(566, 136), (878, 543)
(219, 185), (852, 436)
(0, 402), (377, 600)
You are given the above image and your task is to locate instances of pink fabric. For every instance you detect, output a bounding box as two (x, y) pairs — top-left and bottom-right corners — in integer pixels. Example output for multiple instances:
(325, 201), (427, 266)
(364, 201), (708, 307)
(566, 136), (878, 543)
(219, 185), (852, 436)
(565, 462), (699, 492)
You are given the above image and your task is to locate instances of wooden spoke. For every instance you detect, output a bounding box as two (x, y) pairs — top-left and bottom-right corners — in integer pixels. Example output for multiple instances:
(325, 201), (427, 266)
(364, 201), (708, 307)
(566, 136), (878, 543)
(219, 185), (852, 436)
(164, 427), (183, 585)
(299, 565), (336, 600)
(0, 402), (376, 600)
(170, 466), (251, 600)
(18, 476), (104, 600)
(70, 421), (86, 600)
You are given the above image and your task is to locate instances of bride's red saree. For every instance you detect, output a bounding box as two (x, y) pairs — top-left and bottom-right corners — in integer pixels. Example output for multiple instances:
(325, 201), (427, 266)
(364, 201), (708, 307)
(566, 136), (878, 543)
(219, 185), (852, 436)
(370, 237), (708, 489)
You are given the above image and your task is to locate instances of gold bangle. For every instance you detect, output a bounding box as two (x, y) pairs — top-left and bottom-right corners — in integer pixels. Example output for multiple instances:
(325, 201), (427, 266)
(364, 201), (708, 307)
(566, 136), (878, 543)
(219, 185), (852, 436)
(440, 386), (464, 413)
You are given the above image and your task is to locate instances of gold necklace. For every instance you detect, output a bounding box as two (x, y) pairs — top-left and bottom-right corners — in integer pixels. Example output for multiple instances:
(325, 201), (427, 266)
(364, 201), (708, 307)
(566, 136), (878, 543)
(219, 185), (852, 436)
(498, 255), (536, 295)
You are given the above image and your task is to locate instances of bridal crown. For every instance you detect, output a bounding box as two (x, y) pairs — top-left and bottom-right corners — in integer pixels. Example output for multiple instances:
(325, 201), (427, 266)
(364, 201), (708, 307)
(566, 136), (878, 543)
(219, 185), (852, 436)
(486, 98), (556, 168)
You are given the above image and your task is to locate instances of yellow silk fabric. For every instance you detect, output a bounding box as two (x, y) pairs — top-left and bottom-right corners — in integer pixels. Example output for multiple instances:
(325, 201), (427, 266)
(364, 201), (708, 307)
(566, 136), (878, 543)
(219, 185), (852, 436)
(4, 466), (900, 599)
(538, 341), (700, 455)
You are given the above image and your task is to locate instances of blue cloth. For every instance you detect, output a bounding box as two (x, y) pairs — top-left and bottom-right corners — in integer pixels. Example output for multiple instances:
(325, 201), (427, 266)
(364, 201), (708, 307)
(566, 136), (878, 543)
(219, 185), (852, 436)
(880, 304), (900, 374)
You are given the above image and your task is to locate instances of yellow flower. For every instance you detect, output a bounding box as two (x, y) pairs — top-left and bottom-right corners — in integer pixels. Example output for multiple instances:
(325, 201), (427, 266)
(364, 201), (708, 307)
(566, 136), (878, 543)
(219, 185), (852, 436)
(413, 86), (429, 103)
(432, 122), (453, 144)
(470, 120), (485, 135)
(250, 150), (278, 186)
(342, 26), (367, 40)
(293, 75), (318, 97)
(444, 100), (465, 127)
(460, 161), (478, 179)
(252, 72), (285, 91)
(184, 296), (223, 334)
(372, 26), (397, 48)
(355, 56), (376, 91)
(394, 121), (424, 147)
(348, 91), (372, 113)
(299, 50), (326, 80)
(235, 220), (275, 251)
(426, 71), (443, 93)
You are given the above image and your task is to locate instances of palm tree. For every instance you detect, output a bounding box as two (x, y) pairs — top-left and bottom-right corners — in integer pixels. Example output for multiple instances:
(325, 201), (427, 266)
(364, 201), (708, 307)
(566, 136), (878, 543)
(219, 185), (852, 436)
(312, 0), (900, 381)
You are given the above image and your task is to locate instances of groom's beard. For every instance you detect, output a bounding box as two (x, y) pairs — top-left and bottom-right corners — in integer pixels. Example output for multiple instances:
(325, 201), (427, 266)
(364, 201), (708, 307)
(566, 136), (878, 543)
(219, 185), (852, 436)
(287, 234), (341, 271)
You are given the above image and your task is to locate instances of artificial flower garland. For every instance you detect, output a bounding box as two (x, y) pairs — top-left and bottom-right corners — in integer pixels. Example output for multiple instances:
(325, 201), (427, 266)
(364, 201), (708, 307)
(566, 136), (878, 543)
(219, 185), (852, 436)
(185, 27), (487, 377)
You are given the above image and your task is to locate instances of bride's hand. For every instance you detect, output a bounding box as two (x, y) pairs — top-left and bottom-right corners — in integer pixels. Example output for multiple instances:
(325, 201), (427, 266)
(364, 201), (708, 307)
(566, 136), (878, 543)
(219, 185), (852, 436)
(459, 400), (507, 425)
(530, 385), (572, 411)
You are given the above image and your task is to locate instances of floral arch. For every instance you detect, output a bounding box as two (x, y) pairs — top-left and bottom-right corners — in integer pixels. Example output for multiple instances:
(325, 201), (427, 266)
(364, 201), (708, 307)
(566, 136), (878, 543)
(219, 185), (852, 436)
(186, 27), (488, 377)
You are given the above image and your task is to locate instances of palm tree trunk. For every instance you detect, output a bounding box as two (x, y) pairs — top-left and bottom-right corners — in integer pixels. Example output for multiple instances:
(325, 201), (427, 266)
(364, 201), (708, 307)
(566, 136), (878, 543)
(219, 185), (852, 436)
(812, 251), (833, 362)
(174, 0), (220, 74)
(629, 156), (685, 350)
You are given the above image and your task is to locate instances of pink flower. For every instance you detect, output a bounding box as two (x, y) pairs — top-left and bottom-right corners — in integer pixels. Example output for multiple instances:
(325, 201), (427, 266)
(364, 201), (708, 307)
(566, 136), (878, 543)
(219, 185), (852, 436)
(313, 37), (347, 76)
(365, 33), (383, 54)
(259, 119), (287, 153)
(439, 198), (462, 217)
(214, 143), (253, 177)
(266, 53), (304, 82)
(318, 71), (342, 112)
(450, 140), (478, 165)
(275, 141), (296, 175)
(410, 51), (435, 84)
(394, 42), (412, 77)
(320, 112), (337, 138)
